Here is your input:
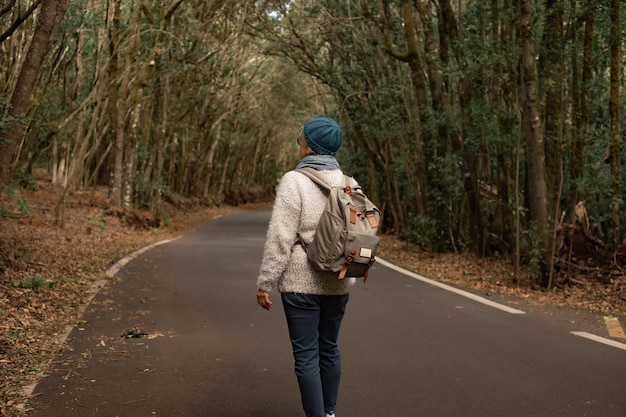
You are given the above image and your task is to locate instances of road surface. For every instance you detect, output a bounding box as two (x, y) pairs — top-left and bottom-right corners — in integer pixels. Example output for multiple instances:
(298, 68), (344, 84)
(28, 209), (626, 417)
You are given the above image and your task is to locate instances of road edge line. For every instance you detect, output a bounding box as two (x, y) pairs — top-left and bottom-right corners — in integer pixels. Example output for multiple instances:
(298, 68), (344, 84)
(21, 237), (181, 399)
(570, 331), (626, 351)
(376, 257), (526, 315)
(105, 237), (181, 277)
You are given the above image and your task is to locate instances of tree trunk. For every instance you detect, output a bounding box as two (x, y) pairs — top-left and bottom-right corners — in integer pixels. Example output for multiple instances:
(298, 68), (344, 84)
(149, 62), (170, 214)
(218, 138), (235, 203)
(118, 0), (143, 208)
(202, 133), (220, 199)
(490, 0), (519, 263)
(520, 0), (551, 286)
(0, 0), (43, 45)
(0, 0), (69, 193)
(539, 0), (565, 213)
(118, 0), (184, 208)
(569, 2), (596, 211)
(378, 0), (430, 215)
(107, 0), (123, 206)
(436, 0), (484, 254)
(608, 0), (621, 247)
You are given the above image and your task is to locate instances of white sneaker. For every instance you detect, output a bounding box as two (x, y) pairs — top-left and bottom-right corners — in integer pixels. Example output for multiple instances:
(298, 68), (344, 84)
(326, 414), (335, 417)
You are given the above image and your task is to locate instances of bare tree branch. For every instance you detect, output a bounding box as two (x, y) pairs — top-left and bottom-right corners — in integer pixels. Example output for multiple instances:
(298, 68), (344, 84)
(0, 0), (43, 44)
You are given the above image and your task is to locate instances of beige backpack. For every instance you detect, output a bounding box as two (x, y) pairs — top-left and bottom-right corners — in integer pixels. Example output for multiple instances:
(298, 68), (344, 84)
(297, 168), (380, 282)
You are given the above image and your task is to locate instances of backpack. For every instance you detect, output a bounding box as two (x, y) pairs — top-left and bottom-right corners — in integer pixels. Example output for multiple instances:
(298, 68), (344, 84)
(296, 168), (381, 282)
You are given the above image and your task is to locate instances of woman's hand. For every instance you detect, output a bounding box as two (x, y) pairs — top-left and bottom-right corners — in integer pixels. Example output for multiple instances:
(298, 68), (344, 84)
(256, 289), (273, 311)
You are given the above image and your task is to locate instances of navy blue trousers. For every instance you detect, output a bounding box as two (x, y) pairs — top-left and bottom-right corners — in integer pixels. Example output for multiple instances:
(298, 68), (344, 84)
(281, 292), (350, 417)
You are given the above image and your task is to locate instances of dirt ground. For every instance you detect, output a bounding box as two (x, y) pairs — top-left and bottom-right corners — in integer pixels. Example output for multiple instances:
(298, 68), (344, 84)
(1, 177), (625, 416)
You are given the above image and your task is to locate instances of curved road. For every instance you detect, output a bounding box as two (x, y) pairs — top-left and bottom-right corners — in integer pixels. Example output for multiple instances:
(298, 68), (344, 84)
(29, 209), (626, 417)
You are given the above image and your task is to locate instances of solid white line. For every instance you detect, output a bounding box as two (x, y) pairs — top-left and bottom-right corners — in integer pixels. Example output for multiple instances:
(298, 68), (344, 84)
(23, 238), (182, 398)
(376, 257), (526, 315)
(106, 237), (181, 277)
(571, 332), (626, 351)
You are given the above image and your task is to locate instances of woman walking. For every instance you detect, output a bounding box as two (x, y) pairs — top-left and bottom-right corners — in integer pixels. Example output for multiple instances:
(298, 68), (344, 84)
(256, 116), (352, 417)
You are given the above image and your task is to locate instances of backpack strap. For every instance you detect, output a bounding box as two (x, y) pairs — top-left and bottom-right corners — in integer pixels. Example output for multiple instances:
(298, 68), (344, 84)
(296, 167), (356, 193)
(296, 167), (332, 191)
(297, 167), (378, 228)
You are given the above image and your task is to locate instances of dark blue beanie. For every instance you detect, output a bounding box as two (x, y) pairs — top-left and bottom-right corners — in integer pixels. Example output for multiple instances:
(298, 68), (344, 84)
(303, 117), (343, 156)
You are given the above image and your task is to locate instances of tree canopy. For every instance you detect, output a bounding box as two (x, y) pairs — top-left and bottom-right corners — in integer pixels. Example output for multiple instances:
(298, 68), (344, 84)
(1, 0), (624, 287)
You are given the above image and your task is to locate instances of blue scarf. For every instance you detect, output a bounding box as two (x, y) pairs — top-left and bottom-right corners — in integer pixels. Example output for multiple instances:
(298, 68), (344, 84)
(296, 155), (340, 171)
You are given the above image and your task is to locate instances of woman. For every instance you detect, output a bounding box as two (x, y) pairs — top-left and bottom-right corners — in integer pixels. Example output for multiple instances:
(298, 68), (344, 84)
(256, 116), (353, 417)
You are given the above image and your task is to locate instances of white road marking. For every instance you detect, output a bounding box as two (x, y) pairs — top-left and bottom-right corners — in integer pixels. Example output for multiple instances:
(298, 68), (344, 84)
(376, 258), (526, 315)
(376, 258), (626, 350)
(106, 237), (181, 277)
(23, 238), (182, 398)
(571, 332), (626, 351)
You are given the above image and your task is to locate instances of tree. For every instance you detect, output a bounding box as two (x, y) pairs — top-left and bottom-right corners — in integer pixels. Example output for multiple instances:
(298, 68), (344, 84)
(608, 0), (621, 247)
(0, 0), (70, 193)
(519, 0), (551, 286)
(2, 0), (625, 288)
(107, 0), (123, 206)
(539, 0), (565, 216)
(0, 0), (42, 44)
(568, 2), (597, 211)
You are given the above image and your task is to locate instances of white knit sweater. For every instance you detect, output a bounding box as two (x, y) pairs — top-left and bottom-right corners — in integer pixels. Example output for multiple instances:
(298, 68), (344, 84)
(256, 169), (355, 295)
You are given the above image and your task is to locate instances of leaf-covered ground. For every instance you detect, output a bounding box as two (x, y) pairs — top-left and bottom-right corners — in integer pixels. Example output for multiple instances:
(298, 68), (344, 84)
(1, 177), (624, 416)
(0, 179), (247, 416)
(377, 235), (626, 315)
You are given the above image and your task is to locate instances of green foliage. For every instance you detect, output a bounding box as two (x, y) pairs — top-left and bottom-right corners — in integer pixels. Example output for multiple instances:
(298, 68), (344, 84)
(17, 196), (29, 214)
(577, 130), (620, 243)
(0, 94), (23, 147)
(14, 172), (39, 191)
(426, 154), (465, 250)
(337, 147), (369, 187)
(12, 276), (55, 291)
(402, 213), (440, 250)
(133, 173), (154, 211)
(519, 224), (544, 282)
(1, 0), (623, 288)
(4, 184), (16, 198)
(161, 214), (172, 228)
(1, 185), (31, 217)
(87, 216), (106, 230)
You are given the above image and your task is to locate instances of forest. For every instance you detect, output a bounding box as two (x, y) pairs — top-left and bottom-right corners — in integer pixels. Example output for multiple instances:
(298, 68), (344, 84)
(1, 0), (625, 290)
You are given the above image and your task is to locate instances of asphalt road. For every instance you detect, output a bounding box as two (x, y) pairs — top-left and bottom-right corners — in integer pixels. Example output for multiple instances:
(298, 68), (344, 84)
(28, 209), (626, 417)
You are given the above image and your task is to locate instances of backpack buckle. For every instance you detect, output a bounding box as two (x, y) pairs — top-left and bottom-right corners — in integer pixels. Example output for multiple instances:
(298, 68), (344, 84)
(338, 252), (355, 280)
